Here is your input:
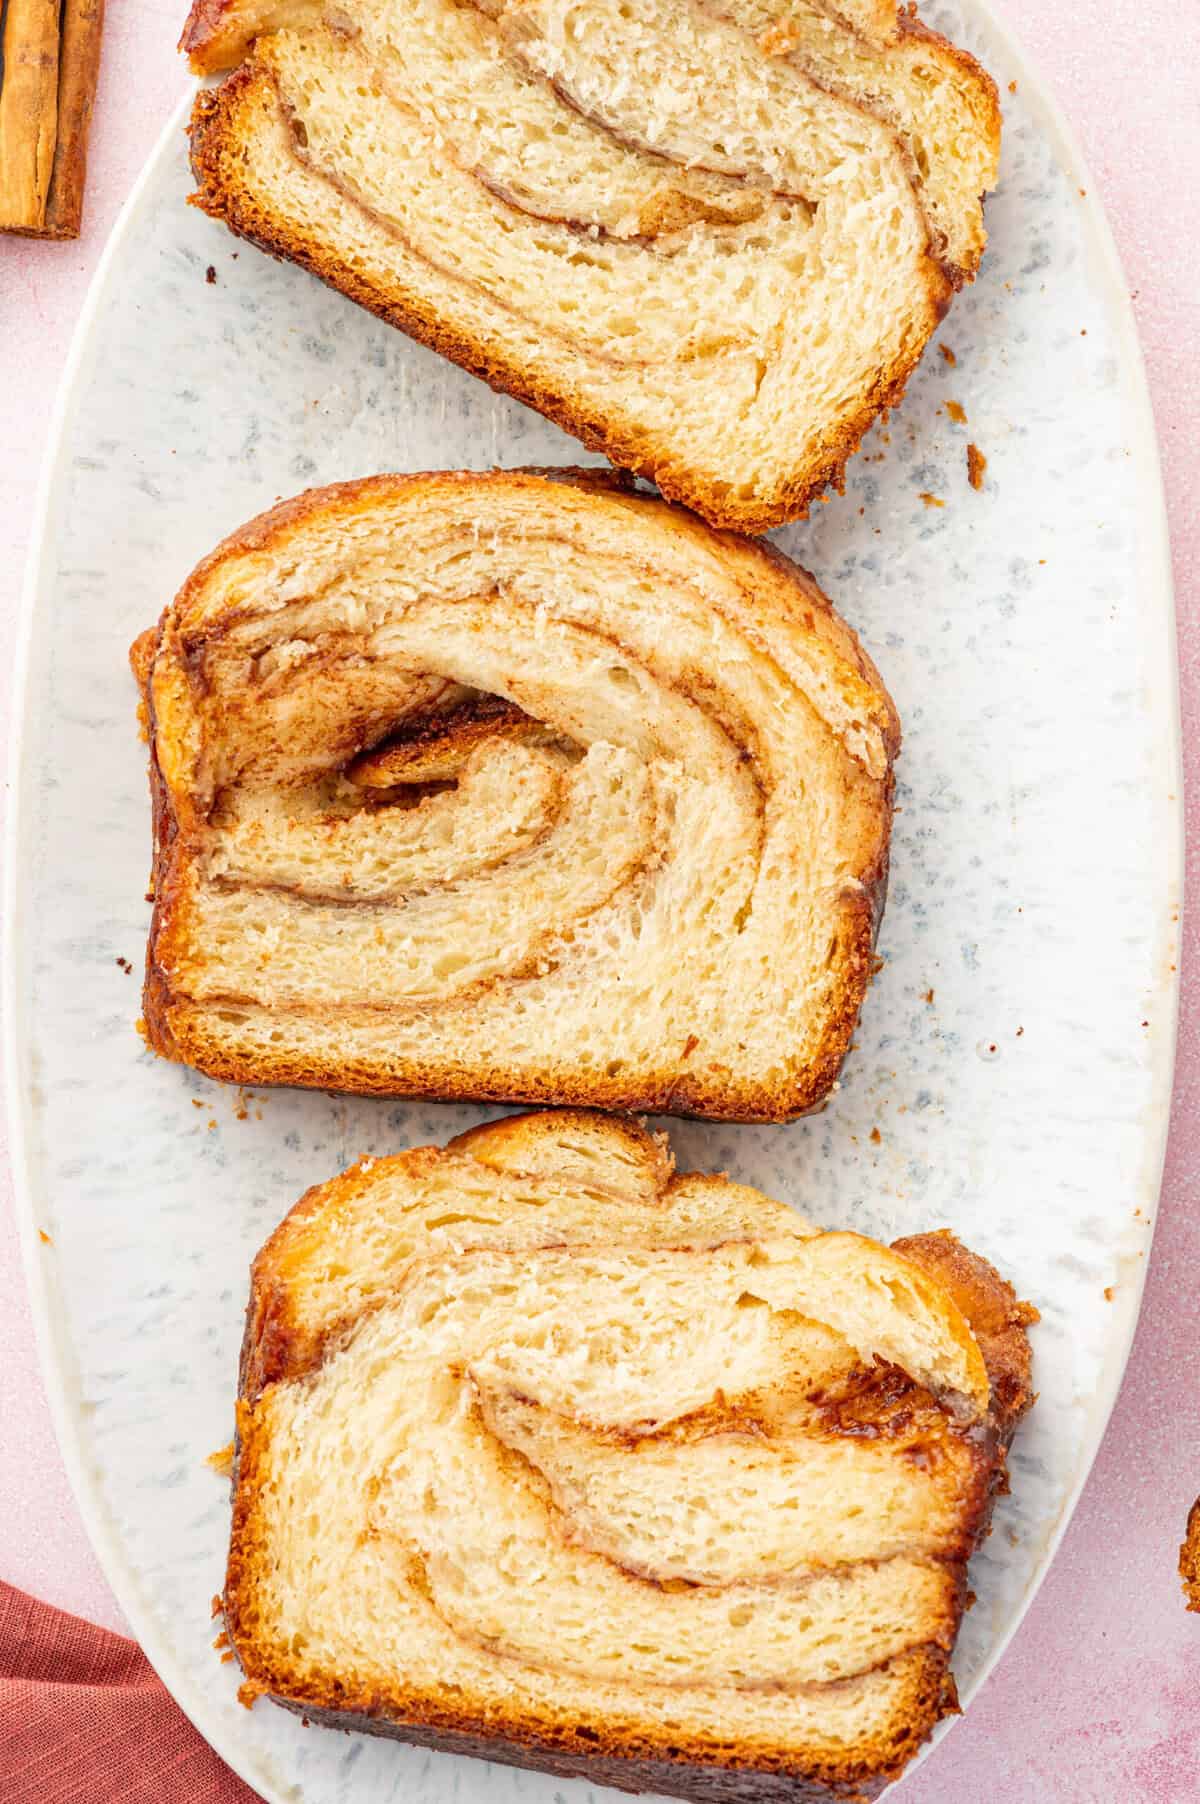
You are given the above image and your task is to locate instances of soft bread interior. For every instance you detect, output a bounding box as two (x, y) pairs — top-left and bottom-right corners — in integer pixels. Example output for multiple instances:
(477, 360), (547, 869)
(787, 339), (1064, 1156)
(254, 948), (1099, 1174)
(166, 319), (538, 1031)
(140, 472), (898, 1120)
(226, 1112), (1032, 1791)
(183, 0), (999, 527)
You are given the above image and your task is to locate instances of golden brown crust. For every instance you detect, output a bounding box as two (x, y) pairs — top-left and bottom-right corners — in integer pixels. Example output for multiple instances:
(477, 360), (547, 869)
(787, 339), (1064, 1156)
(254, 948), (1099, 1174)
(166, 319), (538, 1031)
(894, 9), (1001, 274)
(141, 994), (878, 1121)
(184, 57), (958, 534)
(448, 1105), (675, 1188)
(129, 625), (158, 690)
(892, 1232), (1038, 1443)
(179, 0), (235, 60)
(135, 468), (897, 1121)
(253, 1673), (952, 1803)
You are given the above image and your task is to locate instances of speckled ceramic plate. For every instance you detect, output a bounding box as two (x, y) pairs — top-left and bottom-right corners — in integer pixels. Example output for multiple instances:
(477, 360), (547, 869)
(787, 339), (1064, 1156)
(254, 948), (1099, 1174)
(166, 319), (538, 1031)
(5, 4), (1181, 1798)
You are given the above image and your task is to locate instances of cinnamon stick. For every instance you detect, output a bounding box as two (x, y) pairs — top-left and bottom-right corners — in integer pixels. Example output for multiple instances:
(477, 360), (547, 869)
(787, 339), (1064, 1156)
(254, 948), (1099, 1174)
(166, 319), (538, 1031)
(0, 0), (61, 230)
(0, 0), (104, 237)
(41, 0), (103, 235)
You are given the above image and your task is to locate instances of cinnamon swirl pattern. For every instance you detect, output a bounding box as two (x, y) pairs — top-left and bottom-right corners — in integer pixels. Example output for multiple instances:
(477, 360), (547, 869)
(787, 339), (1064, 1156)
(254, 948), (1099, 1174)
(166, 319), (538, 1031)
(222, 1111), (1036, 1802)
(182, 0), (1000, 531)
(133, 470), (898, 1120)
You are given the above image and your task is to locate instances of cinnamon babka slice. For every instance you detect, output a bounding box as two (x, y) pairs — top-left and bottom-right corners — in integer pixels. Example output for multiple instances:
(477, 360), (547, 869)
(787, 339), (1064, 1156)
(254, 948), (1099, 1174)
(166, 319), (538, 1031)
(181, 0), (1000, 531)
(221, 1109), (1036, 1802)
(132, 469), (899, 1121)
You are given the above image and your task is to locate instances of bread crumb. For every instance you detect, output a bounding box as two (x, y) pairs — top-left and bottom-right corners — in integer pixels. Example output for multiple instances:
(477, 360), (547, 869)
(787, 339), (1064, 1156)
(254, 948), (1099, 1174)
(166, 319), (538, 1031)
(192, 1098), (204, 1109)
(923, 988), (935, 1005)
(967, 444), (987, 491)
(208, 1119), (218, 1131)
(211, 1593), (224, 1619)
(918, 493), (945, 509)
(1103, 1287), (1115, 1302)
(1008, 79), (1017, 93)
(945, 400), (967, 425)
(115, 956), (134, 974)
(206, 265), (217, 285)
(207, 1441), (235, 1474)
(1181, 1500), (1200, 1611)
(213, 1630), (231, 1651)
(938, 343), (956, 366)
(237, 1681), (262, 1709)
(221, 1650), (236, 1664)
(869, 1127), (881, 1145)
(38, 1228), (53, 1245)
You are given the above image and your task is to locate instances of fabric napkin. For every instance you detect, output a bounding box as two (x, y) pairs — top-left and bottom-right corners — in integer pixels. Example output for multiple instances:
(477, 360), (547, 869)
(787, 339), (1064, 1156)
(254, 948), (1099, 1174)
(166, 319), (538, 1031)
(0, 1579), (260, 1803)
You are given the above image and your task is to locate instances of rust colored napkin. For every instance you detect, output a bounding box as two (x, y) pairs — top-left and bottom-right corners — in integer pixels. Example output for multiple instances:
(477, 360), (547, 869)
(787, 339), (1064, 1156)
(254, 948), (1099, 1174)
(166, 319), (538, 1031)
(0, 1579), (261, 1803)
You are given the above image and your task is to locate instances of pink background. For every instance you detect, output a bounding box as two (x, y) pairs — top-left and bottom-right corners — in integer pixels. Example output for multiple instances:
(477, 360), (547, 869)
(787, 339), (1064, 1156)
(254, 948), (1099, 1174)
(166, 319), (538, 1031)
(2, 3), (1198, 1797)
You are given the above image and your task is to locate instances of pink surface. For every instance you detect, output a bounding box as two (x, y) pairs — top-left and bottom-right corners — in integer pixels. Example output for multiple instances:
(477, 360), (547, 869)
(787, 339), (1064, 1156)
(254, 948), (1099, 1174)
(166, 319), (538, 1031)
(1, 3), (1197, 1797)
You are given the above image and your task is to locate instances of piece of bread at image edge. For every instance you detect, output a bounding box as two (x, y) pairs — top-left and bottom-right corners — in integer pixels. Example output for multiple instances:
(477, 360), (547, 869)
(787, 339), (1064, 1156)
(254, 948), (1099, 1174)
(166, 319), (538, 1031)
(220, 1109), (1037, 1804)
(179, 0), (1000, 533)
(132, 468), (899, 1123)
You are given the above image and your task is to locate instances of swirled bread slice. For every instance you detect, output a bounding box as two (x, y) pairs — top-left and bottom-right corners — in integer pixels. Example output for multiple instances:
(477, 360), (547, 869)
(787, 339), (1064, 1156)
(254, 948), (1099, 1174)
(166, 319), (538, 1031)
(133, 469), (899, 1121)
(181, 0), (999, 532)
(223, 1110), (1036, 1802)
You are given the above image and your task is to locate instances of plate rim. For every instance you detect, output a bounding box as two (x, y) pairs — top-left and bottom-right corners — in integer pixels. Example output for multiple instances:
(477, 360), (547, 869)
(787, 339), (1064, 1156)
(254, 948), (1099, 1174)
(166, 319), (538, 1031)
(3, 6), (1183, 1796)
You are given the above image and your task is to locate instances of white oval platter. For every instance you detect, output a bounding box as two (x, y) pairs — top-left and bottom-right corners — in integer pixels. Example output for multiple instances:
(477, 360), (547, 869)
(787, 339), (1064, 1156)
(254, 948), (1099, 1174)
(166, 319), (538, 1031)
(4, 3), (1181, 1799)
